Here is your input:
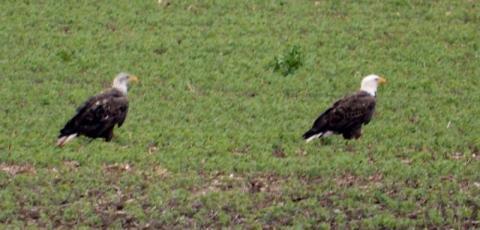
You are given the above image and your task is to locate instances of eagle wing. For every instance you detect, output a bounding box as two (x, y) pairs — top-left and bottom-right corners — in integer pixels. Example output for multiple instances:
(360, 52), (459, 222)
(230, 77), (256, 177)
(112, 96), (128, 127)
(326, 91), (376, 131)
(59, 89), (129, 138)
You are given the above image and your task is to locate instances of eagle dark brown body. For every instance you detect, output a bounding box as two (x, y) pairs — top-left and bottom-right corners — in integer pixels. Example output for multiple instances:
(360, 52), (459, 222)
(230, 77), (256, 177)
(303, 91), (376, 141)
(59, 89), (128, 142)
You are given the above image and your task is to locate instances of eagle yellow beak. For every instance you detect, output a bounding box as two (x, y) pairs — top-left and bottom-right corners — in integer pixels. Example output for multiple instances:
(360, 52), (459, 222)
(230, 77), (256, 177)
(128, 75), (139, 83)
(378, 77), (387, 84)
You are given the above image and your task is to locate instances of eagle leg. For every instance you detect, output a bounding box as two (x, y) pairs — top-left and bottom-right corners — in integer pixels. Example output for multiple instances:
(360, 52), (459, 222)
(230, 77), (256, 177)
(342, 128), (362, 140)
(104, 128), (114, 142)
(353, 129), (362, 139)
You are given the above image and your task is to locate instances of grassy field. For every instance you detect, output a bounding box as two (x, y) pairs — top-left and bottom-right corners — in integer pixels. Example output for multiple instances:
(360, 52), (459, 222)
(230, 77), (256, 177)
(1, 0), (479, 228)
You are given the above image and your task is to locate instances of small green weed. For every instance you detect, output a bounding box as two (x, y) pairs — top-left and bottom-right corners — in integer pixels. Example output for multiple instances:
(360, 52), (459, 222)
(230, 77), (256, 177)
(271, 45), (304, 76)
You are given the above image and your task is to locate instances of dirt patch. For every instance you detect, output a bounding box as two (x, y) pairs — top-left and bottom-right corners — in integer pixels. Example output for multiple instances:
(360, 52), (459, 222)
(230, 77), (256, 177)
(63, 160), (80, 170)
(0, 163), (36, 176)
(90, 186), (140, 229)
(248, 174), (283, 194)
(192, 172), (242, 196)
(230, 145), (251, 156)
(153, 165), (170, 178)
(192, 172), (284, 197)
(103, 163), (133, 174)
(335, 172), (383, 188)
(272, 147), (286, 158)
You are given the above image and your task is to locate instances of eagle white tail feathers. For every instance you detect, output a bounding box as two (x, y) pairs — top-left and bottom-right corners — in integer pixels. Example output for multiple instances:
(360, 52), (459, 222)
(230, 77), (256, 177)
(304, 131), (333, 143)
(305, 133), (322, 143)
(56, 134), (77, 147)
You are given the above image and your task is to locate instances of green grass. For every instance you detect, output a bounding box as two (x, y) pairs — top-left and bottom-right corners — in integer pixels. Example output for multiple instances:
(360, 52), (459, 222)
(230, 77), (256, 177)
(1, 0), (479, 228)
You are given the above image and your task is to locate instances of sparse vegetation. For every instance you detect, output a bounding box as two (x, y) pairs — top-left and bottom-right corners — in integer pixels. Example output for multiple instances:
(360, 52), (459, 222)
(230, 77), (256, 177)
(0, 0), (479, 228)
(271, 45), (304, 76)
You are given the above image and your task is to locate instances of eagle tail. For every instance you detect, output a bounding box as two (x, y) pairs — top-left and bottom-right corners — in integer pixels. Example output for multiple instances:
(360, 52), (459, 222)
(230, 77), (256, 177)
(56, 133), (77, 147)
(57, 118), (80, 147)
(303, 129), (323, 143)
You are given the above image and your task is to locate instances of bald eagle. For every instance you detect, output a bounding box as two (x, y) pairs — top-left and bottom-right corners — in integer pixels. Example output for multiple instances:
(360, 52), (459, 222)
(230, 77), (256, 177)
(56, 73), (139, 147)
(303, 74), (386, 142)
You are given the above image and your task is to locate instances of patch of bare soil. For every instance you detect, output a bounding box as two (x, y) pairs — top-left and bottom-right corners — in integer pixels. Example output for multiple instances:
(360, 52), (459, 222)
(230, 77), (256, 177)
(103, 163), (133, 173)
(89, 185), (140, 229)
(335, 172), (384, 188)
(192, 172), (284, 197)
(0, 163), (36, 176)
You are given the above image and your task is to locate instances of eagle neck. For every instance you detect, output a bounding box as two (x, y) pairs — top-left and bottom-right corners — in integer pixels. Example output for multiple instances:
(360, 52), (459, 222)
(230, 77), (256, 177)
(112, 84), (128, 95)
(360, 85), (377, 97)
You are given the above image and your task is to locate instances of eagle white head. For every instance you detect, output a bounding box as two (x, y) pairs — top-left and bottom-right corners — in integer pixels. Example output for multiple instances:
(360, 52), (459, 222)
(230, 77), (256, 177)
(360, 74), (387, 96)
(112, 72), (139, 95)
